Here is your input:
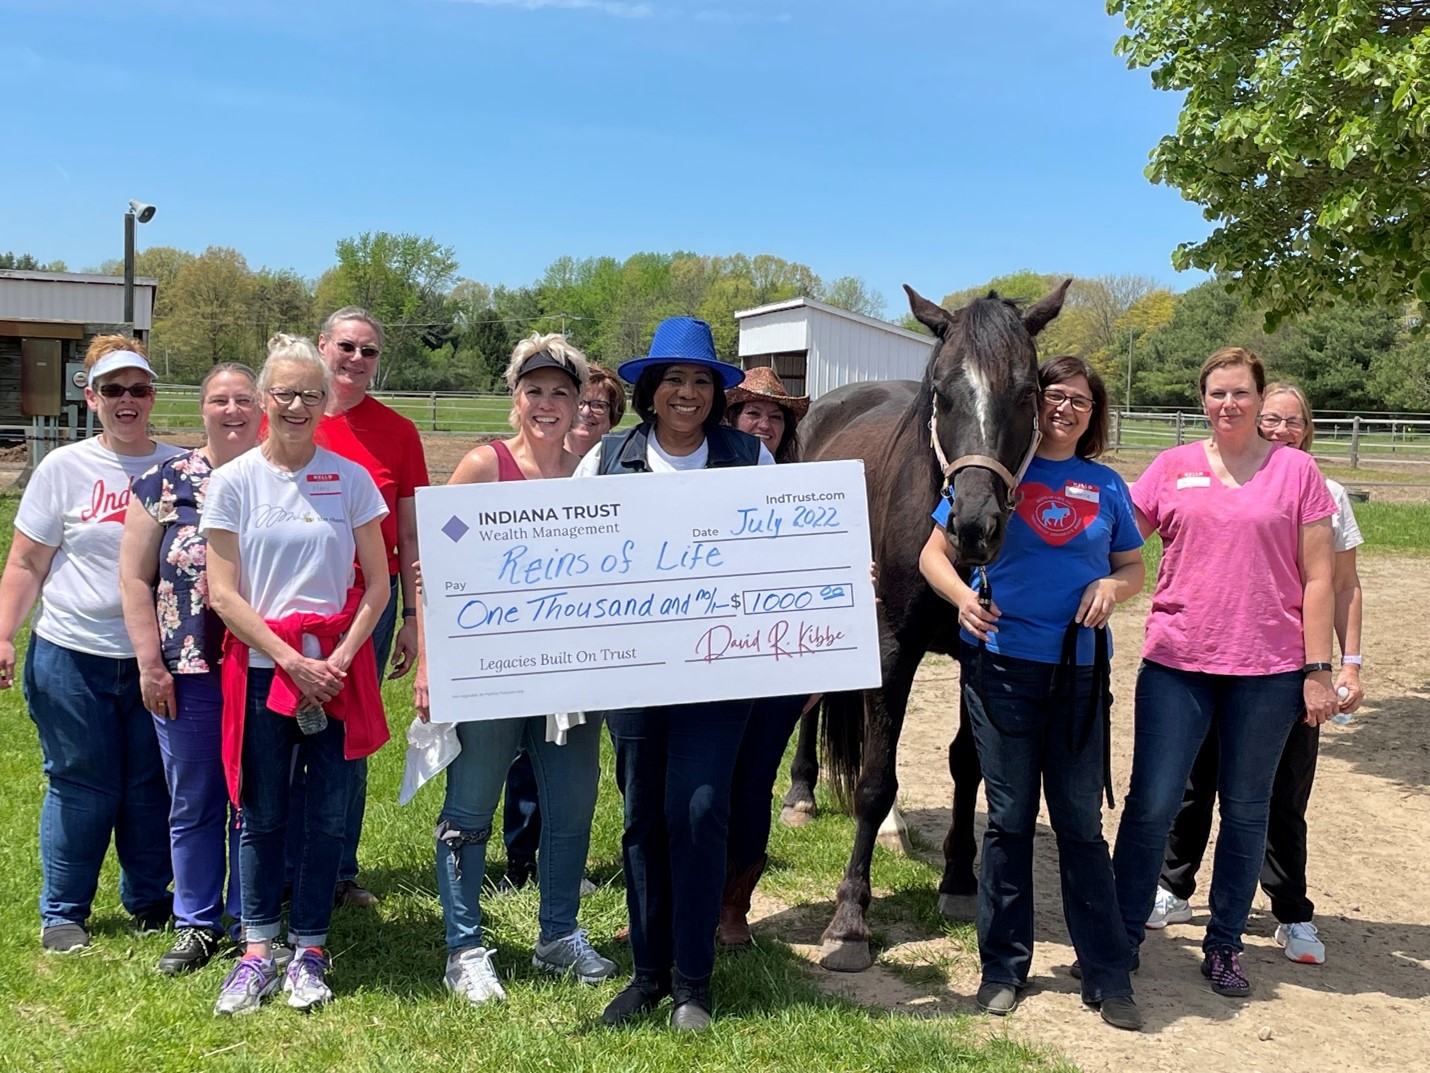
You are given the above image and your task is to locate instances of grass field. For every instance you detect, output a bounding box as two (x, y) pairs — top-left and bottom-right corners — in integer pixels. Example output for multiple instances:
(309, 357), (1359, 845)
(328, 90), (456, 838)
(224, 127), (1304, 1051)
(0, 497), (1065, 1073)
(1112, 415), (1430, 465)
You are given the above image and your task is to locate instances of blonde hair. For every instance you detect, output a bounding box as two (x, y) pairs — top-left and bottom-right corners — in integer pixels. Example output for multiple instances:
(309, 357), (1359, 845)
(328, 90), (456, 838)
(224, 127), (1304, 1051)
(1262, 381), (1315, 451)
(504, 333), (588, 428)
(257, 333), (330, 396)
(83, 333), (147, 373)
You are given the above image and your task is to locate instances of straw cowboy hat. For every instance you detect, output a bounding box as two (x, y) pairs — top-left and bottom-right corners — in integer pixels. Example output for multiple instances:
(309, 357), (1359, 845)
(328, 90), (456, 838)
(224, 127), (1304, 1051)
(724, 365), (809, 421)
(618, 316), (745, 389)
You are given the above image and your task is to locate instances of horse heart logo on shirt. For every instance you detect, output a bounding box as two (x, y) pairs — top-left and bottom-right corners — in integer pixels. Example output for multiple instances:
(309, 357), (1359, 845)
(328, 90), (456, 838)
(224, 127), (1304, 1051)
(1015, 483), (1098, 546)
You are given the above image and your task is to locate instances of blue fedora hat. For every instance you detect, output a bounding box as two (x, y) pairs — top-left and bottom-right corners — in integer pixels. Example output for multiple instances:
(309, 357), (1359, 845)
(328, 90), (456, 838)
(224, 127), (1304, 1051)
(618, 316), (745, 389)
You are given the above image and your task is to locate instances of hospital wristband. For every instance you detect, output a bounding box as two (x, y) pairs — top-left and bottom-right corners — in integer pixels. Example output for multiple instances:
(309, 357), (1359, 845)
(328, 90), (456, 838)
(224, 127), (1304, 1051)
(1340, 654), (1363, 666)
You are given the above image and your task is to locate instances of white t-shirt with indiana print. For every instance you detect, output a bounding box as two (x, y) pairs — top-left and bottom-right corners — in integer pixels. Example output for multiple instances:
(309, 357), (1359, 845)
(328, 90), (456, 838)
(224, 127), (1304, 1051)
(200, 445), (387, 668)
(16, 435), (184, 658)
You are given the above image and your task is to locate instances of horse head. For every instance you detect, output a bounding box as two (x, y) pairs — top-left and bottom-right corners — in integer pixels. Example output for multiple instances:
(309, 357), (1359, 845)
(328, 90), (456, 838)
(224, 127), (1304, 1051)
(907, 279), (1070, 566)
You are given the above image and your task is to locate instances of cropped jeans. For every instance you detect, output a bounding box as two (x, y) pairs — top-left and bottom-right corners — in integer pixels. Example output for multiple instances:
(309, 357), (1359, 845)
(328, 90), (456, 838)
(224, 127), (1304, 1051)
(1113, 660), (1303, 954)
(24, 635), (173, 929)
(436, 715), (602, 954)
(959, 644), (1131, 1003)
(153, 671), (240, 936)
(239, 669), (348, 949)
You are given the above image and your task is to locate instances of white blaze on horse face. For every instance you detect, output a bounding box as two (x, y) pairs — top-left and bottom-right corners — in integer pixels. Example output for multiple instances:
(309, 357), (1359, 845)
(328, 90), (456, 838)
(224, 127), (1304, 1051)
(962, 361), (995, 448)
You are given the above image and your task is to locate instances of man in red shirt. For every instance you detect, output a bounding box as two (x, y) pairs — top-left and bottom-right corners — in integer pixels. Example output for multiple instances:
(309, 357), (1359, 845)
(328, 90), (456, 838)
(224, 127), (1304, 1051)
(288, 307), (429, 908)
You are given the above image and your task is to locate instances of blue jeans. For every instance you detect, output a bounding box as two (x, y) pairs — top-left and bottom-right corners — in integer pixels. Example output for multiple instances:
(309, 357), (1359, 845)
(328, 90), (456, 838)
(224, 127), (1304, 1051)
(607, 699), (752, 987)
(1113, 660), (1303, 954)
(726, 693), (807, 873)
(23, 635), (172, 929)
(287, 573), (397, 885)
(436, 715), (602, 953)
(960, 645), (1131, 1002)
(154, 672), (240, 935)
(240, 669), (348, 948)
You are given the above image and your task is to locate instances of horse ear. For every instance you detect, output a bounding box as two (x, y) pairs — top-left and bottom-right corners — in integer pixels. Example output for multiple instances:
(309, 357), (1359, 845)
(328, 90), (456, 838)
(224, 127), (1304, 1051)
(1023, 278), (1072, 337)
(904, 284), (954, 336)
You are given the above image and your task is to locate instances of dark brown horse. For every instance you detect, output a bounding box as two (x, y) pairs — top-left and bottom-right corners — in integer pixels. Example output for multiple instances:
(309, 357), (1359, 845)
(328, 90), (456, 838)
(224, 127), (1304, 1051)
(796, 279), (1068, 971)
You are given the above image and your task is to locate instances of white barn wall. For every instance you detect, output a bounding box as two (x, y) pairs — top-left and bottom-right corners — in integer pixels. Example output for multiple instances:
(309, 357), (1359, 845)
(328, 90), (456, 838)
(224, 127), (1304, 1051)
(0, 271), (156, 330)
(736, 309), (809, 357)
(805, 306), (930, 398)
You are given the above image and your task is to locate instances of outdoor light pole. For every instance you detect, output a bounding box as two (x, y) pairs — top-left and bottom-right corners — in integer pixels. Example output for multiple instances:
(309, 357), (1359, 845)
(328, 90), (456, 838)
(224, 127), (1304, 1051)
(123, 199), (157, 329)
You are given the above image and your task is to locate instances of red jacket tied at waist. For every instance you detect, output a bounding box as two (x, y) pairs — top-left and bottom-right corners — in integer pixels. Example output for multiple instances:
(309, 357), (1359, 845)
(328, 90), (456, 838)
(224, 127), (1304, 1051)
(221, 586), (390, 806)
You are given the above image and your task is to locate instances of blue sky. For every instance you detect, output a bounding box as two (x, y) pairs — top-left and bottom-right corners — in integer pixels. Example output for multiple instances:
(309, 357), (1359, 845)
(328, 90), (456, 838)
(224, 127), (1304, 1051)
(3, 0), (1209, 313)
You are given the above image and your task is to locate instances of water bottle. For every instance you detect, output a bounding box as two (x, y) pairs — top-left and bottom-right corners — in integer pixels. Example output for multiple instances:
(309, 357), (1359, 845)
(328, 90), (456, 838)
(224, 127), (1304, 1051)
(1330, 686), (1353, 726)
(295, 703), (328, 735)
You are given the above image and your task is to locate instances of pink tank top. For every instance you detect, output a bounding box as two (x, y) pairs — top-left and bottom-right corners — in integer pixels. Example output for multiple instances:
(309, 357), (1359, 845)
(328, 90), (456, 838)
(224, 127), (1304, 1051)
(490, 440), (526, 482)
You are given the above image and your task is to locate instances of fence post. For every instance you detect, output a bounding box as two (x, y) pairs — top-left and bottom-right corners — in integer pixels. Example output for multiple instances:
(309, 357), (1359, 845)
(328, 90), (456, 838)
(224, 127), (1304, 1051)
(1350, 415), (1361, 469)
(1175, 411), (1185, 445)
(1114, 410), (1123, 449)
(430, 392), (438, 432)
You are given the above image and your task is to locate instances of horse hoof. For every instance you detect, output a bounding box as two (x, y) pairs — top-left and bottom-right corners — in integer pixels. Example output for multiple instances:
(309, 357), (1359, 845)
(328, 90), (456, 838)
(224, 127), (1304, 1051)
(819, 939), (874, 973)
(875, 808), (911, 855)
(937, 893), (978, 921)
(780, 802), (817, 827)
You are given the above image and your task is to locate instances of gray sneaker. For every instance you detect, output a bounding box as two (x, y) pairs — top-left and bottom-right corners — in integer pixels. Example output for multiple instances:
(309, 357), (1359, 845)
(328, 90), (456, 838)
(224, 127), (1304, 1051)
(284, 947), (333, 1010)
(214, 956), (280, 1015)
(445, 947), (507, 1005)
(533, 928), (617, 984)
(41, 923), (90, 955)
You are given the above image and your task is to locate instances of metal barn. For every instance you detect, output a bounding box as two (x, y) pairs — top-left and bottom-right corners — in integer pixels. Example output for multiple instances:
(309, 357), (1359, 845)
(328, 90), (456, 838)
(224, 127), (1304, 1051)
(734, 296), (932, 399)
(0, 269), (157, 454)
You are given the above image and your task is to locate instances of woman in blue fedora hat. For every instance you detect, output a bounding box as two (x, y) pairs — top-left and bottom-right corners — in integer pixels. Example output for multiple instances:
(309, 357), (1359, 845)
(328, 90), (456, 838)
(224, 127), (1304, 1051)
(575, 316), (773, 1031)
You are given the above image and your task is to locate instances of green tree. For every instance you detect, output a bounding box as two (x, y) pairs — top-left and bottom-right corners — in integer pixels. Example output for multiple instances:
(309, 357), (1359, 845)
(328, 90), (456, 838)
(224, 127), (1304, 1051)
(819, 276), (886, 319)
(0, 252), (67, 271)
(163, 247), (258, 375)
(1110, 1), (1430, 327)
(249, 268), (314, 350)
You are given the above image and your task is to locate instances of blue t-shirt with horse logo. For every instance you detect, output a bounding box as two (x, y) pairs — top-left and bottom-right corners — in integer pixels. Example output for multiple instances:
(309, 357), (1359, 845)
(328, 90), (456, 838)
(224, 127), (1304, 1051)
(931, 454), (1142, 665)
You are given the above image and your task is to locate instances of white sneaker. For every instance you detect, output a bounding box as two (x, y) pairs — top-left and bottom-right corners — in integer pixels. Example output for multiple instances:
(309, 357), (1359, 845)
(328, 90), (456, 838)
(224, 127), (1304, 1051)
(1275, 921), (1326, 965)
(445, 947), (507, 1004)
(1145, 886), (1193, 929)
(533, 928), (617, 984)
(579, 878), (598, 898)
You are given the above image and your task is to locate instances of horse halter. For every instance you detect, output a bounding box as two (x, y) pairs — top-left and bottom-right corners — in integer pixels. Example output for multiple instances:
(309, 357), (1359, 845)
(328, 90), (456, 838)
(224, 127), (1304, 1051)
(928, 407), (1042, 511)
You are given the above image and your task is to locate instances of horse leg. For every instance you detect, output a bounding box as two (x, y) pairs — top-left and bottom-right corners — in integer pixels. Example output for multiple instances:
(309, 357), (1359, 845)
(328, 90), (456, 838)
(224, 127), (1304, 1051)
(820, 666), (915, 973)
(938, 692), (982, 920)
(780, 709), (820, 827)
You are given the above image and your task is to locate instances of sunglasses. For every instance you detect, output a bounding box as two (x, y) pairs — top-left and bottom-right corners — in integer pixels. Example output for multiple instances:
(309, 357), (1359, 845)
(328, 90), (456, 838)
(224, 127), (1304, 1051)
(96, 383), (156, 399)
(334, 341), (380, 359)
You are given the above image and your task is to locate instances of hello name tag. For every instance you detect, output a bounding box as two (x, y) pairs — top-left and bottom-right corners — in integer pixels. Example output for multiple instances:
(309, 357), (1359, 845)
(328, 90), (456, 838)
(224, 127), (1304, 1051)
(1064, 483), (1100, 503)
(1176, 472), (1211, 489)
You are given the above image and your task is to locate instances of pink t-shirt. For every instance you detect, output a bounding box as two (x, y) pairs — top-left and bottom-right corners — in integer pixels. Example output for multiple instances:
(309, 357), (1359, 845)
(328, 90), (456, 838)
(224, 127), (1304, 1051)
(1132, 441), (1336, 675)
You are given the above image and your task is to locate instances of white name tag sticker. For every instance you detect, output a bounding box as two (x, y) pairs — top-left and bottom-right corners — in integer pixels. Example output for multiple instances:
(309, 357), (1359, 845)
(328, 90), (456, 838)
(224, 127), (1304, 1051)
(1064, 483), (1100, 503)
(1176, 474), (1211, 489)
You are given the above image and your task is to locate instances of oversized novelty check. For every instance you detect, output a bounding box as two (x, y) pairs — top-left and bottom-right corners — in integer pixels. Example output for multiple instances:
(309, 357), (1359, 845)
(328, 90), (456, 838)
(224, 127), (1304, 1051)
(415, 459), (881, 722)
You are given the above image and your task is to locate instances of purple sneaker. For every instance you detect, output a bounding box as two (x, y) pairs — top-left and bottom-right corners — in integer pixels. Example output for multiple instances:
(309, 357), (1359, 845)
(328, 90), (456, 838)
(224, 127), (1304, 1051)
(284, 947), (334, 1010)
(1200, 949), (1251, 997)
(214, 955), (280, 1015)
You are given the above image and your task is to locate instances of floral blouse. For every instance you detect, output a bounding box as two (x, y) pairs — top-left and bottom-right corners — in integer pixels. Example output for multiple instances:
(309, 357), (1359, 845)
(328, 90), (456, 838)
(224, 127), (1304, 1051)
(132, 449), (223, 674)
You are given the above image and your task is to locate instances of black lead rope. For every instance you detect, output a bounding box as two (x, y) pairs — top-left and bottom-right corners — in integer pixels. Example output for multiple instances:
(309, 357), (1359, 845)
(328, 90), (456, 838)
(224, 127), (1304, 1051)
(969, 569), (1117, 809)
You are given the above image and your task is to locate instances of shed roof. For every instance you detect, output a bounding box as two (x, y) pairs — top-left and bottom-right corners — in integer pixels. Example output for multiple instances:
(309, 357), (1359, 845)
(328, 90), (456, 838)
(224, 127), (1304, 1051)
(734, 296), (929, 345)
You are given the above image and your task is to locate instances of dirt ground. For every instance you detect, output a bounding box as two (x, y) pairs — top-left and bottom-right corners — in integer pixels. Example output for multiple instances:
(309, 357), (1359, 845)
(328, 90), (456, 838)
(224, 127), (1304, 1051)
(755, 553), (1429, 1073)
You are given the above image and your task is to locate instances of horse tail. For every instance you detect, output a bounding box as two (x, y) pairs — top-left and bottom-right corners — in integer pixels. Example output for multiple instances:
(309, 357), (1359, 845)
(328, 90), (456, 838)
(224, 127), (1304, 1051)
(818, 689), (867, 813)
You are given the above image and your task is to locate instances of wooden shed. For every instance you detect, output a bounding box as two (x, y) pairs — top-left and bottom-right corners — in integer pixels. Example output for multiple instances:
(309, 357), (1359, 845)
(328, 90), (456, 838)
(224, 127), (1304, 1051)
(734, 296), (931, 399)
(0, 269), (156, 446)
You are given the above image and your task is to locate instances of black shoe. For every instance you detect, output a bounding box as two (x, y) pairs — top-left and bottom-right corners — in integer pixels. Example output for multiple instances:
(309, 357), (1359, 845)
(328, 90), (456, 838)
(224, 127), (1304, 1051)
(333, 879), (380, 909)
(670, 977), (713, 1031)
(975, 981), (1020, 1015)
(601, 975), (671, 1027)
(41, 922), (91, 954)
(1096, 995), (1143, 1031)
(495, 858), (537, 894)
(132, 899), (174, 936)
(157, 926), (225, 976)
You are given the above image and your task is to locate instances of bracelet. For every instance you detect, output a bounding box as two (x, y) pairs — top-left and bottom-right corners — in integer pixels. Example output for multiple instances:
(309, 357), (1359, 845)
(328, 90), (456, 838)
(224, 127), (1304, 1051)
(1340, 654), (1363, 666)
(401, 608), (417, 619)
(1302, 662), (1334, 675)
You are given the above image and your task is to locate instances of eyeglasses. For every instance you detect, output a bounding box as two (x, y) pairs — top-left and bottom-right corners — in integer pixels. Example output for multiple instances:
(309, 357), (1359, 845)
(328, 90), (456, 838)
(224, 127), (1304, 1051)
(578, 399), (611, 416)
(96, 382), (155, 399)
(268, 388), (327, 407)
(334, 341), (380, 359)
(1043, 389), (1094, 413)
(1258, 414), (1306, 431)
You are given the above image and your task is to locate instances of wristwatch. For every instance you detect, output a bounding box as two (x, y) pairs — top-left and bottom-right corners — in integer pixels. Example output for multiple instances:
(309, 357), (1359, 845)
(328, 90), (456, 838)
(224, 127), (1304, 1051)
(1302, 662), (1334, 675)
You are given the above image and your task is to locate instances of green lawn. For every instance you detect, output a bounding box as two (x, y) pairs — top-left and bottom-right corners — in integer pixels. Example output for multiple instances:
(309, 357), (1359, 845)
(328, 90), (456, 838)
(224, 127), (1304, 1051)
(0, 496), (1065, 1073)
